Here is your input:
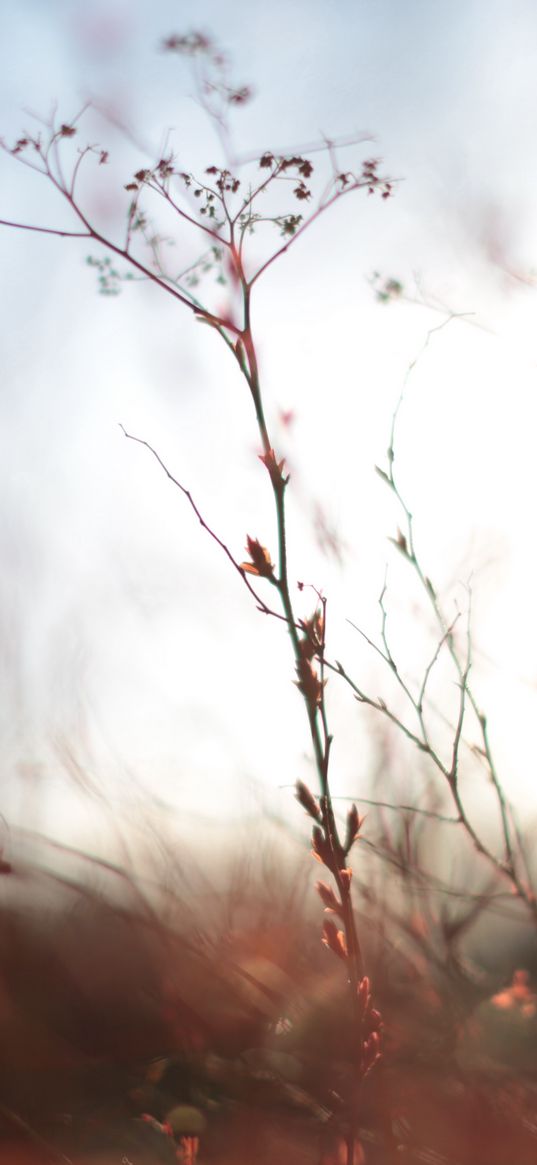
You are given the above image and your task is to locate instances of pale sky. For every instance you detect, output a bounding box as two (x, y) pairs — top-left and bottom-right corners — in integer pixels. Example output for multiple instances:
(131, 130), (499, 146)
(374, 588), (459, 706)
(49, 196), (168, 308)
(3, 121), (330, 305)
(2, 0), (537, 856)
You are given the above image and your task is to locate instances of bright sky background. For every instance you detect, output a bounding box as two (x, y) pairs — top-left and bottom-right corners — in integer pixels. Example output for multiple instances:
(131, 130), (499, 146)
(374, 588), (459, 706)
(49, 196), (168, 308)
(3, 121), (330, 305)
(2, 0), (537, 858)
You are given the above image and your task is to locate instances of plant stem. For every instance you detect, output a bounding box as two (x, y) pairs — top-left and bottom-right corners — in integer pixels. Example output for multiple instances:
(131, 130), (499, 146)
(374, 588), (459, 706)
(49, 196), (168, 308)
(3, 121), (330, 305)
(241, 285), (365, 1164)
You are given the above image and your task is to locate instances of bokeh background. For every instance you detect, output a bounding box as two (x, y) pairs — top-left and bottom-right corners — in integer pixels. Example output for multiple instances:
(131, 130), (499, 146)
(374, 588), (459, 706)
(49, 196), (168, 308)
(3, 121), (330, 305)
(2, 0), (537, 860)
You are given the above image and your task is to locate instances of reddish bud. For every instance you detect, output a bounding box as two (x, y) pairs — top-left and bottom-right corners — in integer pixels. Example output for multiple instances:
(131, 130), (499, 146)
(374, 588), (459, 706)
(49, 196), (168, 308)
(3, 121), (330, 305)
(362, 1029), (382, 1074)
(389, 527), (408, 556)
(322, 918), (348, 960)
(344, 804), (362, 854)
(295, 780), (321, 822)
(316, 881), (343, 916)
(364, 1007), (383, 1035)
(228, 86), (252, 106)
(259, 447), (286, 485)
(241, 536), (275, 580)
(357, 976), (370, 1010)
(295, 657), (325, 707)
(298, 609), (324, 661)
(312, 825), (330, 867)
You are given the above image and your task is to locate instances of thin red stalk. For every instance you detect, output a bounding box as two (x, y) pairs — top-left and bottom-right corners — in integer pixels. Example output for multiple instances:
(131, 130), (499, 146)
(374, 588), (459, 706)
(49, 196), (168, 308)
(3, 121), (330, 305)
(239, 276), (365, 1164)
(0, 217), (89, 238)
(249, 180), (370, 287)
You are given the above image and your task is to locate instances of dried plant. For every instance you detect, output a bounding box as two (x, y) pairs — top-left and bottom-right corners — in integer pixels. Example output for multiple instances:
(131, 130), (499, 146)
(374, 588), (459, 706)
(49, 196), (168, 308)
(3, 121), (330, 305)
(1, 26), (537, 1165)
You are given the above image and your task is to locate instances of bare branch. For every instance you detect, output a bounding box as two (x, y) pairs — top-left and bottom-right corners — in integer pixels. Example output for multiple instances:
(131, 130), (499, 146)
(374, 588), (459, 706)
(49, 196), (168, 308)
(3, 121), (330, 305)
(119, 425), (291, 626)
(0, 217), (90, 239)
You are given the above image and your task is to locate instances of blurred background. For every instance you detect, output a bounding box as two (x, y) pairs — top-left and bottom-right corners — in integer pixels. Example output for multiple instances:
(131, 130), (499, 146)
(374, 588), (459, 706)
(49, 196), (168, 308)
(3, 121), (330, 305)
(1, 0), (537, 861)
(3, 4), (537, 1162)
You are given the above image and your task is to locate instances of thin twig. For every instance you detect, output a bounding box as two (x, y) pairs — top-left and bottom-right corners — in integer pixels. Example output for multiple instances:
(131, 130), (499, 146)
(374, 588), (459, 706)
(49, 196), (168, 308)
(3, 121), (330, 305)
(119, 425), (291, 626)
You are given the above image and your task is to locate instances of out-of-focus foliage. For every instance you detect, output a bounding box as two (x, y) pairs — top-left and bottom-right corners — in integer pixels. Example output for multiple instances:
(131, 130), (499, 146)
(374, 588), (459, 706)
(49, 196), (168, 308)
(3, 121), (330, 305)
(0, 825), (536, 1164)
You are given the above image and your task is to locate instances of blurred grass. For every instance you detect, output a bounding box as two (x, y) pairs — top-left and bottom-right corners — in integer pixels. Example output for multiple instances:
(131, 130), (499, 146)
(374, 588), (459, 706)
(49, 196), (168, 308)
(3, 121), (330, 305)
(0, 815), (536, 1164)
